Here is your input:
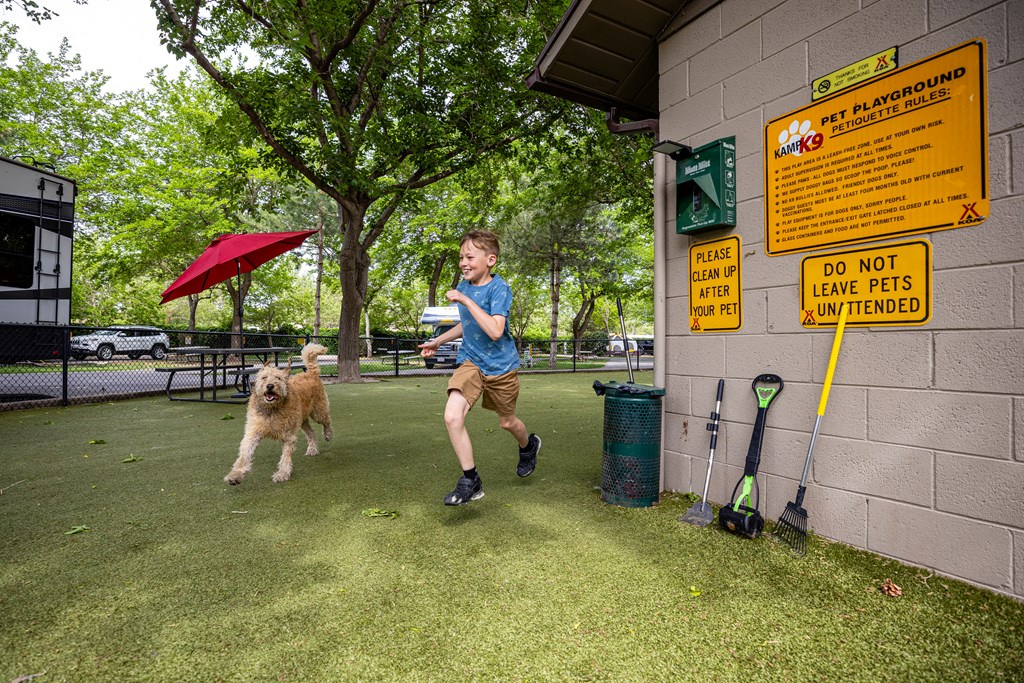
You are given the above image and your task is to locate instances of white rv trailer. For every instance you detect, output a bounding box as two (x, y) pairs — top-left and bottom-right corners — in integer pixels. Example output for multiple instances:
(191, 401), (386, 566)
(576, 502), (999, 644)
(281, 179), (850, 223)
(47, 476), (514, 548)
(0, 156), (75, 362)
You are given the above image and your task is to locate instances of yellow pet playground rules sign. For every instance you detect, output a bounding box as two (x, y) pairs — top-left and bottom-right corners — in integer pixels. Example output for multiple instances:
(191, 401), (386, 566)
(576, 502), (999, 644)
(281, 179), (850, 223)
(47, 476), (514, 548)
(689, 235), (742, 333)
(800, 240), (932, 327)
(765, 39), (988, 256)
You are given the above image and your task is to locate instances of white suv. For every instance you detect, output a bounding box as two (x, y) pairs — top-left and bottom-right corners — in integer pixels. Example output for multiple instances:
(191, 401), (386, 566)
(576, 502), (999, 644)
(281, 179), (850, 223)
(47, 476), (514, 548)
(71, 326), (171, 361)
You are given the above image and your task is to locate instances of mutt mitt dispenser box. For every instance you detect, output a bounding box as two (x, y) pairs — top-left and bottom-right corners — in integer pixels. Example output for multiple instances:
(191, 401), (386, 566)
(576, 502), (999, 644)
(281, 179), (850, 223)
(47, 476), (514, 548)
(676, 136), (736, 234)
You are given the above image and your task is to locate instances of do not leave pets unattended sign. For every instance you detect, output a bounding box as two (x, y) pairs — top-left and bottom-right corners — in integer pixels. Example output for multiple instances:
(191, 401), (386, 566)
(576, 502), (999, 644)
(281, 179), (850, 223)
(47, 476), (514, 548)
(799, 240), (932, 327)
(765, 39), (988, 256)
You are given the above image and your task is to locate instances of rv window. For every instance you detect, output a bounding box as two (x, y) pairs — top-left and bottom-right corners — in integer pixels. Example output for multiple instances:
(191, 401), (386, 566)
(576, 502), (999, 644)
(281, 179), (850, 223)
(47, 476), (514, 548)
(0, 213), (35, 289)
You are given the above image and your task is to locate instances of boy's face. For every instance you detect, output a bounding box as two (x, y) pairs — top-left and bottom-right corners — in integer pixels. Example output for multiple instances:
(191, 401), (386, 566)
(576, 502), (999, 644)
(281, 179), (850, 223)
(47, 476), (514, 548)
(459, 240), (497, 285)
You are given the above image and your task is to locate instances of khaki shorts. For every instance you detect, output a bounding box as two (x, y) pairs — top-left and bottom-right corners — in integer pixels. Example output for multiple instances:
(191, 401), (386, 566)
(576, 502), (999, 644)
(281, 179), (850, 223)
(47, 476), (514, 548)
(448, 360), (520, 415)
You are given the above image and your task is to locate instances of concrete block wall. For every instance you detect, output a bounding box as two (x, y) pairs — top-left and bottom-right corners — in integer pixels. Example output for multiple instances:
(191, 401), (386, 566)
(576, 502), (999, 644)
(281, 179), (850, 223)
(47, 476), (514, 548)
(657, 0), (1024, 599)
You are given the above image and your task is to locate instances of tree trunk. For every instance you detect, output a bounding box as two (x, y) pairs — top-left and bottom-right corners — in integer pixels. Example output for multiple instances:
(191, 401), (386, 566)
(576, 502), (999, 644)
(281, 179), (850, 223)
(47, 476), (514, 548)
(225, 273), (252, 350)
(187, 294), (199, 332)
(364, 307), (372, 358)
(185, 294), (200, 345)
(427, 254), (446, 307)
(572, 294), (596, 355)
(336, 202), (370, 381)
(548, 246), (561, 367)
(313, 227), (324, 338)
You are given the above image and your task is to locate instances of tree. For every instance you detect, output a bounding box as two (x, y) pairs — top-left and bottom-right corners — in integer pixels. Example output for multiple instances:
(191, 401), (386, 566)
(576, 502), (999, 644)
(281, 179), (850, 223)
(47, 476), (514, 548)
(368, 160), (501, 321)
(0, 22), (123, 200)
(89, 71), (294, 338)
(501, 115), (654, 363)
(151, 0), (572, 380)
(0, 0), (78, 23)
(249, 183), (342, 337)
(503, 269), (545, 350)
(242, 256), (312, 340)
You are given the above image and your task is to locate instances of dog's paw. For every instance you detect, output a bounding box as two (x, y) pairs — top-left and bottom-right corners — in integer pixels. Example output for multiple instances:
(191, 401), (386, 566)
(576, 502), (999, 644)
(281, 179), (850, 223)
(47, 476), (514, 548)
(323, 429), (333, 442)
(224, 474), (242, 485)
(305, 447), (319, 457)
(271, 471), (291, 483)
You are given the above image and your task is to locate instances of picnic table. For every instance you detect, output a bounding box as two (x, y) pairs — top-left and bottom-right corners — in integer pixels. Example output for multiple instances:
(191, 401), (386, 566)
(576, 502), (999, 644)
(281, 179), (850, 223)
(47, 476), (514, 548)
(156, 346), (297, 404)
(376, 348), (416, 366)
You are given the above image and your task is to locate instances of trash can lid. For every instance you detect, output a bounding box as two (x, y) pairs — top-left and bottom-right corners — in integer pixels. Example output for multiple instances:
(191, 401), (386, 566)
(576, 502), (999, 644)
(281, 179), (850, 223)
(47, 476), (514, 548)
(597, 380), (666, 397)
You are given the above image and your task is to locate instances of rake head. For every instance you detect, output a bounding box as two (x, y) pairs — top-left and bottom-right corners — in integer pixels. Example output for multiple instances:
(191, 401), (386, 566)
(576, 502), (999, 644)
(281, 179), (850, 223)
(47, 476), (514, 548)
(679, 500), (714, 527)
(774, 500), (808, 556)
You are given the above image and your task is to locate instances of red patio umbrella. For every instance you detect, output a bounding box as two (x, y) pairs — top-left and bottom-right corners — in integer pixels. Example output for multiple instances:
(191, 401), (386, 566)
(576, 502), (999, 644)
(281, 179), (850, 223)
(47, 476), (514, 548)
(161, 230), (318, 332)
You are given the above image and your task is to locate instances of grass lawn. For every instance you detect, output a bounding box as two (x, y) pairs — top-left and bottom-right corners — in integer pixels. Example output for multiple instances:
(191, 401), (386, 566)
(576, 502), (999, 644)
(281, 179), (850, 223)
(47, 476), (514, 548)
(1, 372), (1021, 682)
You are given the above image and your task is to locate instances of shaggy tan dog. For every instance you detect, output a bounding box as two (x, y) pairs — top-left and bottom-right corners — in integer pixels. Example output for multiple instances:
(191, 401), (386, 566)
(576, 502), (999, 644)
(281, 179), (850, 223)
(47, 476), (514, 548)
(224, 343), (333, 484)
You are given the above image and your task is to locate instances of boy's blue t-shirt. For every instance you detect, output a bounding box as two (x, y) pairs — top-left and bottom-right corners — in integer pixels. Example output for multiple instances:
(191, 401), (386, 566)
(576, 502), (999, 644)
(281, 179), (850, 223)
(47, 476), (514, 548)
(455, 274), (520, 376)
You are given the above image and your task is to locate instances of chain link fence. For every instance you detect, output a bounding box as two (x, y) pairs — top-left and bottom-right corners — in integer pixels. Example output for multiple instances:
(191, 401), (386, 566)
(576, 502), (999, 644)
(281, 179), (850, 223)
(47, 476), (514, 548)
(0, 323), (651, 411)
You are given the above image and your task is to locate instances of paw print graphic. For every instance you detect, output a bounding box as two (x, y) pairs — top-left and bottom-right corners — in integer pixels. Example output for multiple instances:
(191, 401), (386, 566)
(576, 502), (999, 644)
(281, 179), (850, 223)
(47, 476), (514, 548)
(778, 120), (815, 156)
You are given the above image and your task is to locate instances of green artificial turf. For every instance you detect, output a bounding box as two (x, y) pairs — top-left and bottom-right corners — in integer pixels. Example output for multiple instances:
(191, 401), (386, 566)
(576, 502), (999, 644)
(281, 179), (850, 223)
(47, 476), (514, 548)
(1, 372), (1022, 682)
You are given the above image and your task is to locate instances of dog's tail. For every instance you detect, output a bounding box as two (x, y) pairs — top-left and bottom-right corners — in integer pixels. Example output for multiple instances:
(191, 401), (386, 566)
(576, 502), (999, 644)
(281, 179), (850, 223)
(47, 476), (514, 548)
(300, 343), (329, 377)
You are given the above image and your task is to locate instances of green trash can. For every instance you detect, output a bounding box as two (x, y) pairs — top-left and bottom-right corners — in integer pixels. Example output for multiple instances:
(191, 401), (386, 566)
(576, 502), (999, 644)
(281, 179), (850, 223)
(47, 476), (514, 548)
(593, 380), (666, 508)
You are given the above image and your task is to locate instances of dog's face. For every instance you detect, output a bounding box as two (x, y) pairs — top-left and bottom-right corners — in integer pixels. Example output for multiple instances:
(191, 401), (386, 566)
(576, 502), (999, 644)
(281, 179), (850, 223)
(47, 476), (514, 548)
(251, 364), (291, 406)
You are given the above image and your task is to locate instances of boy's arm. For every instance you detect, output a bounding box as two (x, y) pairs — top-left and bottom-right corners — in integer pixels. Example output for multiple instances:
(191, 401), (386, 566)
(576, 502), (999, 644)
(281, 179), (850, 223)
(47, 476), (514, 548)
(447, 290), (505, 341)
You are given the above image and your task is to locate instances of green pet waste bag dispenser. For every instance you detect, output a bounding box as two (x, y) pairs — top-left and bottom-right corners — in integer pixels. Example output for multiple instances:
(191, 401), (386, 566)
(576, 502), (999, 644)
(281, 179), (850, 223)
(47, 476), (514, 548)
(676, 136), (737, 234)
(593, 380), (666, 507)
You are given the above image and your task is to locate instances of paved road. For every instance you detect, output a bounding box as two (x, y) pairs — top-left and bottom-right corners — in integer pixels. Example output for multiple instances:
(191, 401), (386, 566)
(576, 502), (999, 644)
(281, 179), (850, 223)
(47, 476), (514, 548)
(0, 362), (199, 406)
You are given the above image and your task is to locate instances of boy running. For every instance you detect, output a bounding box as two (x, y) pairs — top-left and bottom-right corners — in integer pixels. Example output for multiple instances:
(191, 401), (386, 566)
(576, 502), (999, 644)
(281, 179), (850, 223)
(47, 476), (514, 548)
(418, 230), (541, 505)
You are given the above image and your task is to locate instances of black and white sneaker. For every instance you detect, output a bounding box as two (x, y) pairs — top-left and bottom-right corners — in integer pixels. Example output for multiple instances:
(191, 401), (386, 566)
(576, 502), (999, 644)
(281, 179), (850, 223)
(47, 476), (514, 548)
(443, 475), (484, 506)
(517, 434), (541, 478)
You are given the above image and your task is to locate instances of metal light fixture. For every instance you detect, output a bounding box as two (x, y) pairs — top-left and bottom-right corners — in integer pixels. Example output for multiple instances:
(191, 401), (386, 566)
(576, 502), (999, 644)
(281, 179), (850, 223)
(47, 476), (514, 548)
(652, 140), (693, 160)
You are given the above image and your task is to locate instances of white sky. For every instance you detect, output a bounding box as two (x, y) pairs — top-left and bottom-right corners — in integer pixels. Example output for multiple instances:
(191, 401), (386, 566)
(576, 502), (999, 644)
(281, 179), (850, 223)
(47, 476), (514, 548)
(4, 0), (185, 92)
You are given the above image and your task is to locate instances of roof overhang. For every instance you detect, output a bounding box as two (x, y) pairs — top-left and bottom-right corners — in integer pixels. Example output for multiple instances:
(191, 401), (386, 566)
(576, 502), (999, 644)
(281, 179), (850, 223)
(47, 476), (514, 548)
(526, 0), (687, 120)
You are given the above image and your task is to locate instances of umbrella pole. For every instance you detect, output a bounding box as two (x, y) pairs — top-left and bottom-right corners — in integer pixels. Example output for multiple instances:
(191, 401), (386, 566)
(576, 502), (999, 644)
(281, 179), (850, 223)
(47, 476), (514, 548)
(236, 260), (243, 349)
(232, 259), (251, 399)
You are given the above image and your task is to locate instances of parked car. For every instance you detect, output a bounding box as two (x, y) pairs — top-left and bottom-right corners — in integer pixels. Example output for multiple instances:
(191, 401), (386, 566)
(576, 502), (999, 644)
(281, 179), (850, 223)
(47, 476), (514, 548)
(70, 326), (170, 361)
(636, 339), (654, 355)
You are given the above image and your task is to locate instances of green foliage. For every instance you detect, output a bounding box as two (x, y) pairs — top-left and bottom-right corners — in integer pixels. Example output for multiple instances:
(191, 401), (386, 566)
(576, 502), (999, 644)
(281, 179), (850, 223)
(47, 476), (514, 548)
(0, 21), (124, 192)
(150, 0), (580, 372)
(1, 0), (62, 23)
(152, 0), (574, 207)
(1, 6), (657, 340)
(367, 281), (430, 337)
(496, 112), (655, 341)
